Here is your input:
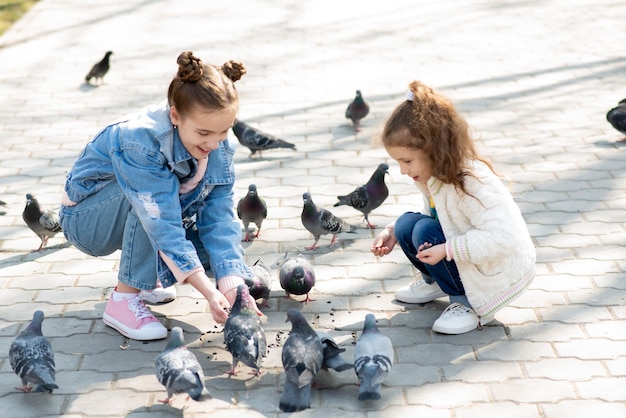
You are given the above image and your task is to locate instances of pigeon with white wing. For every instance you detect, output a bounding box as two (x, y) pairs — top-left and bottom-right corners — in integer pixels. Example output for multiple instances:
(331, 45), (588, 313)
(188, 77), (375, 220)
(354, 313), (394, 401)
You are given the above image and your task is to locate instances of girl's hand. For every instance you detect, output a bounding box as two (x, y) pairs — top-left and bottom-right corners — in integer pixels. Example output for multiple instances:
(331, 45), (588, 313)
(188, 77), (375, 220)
(416, 242), (446, 265)
(206, 291), (231, 324)
(370, 227), (397, 257)
(186, 271), (237, 324)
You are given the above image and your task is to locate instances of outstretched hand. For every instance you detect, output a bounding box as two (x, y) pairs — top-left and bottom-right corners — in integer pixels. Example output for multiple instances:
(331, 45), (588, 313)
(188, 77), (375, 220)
(206, 291), (231, 324)
(370, 227), (397, 257)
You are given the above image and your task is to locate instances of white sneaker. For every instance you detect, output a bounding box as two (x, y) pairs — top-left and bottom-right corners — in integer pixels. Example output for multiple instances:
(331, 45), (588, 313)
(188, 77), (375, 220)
(432, 303), (495, 335)
(395, 277), (447, 304)
(140, 280), (177, 304)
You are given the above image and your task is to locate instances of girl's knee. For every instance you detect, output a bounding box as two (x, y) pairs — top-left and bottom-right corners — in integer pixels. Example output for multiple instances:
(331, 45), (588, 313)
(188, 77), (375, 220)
(394, 212), (424, 239)
(412, 217), (445, 246)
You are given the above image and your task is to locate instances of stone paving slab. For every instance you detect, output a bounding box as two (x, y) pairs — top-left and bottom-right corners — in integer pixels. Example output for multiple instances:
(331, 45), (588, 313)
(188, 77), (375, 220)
(0, 0), (625, 417)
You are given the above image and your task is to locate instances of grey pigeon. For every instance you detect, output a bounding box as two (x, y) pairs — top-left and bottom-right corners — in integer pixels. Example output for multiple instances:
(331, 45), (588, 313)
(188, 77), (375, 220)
(155, 327), (210, 405)
(246, 258), (273, 308)
(316, 331), (353, 372)
(346, 90), (370, 131)
(301, 192), (357, 250)
(278, 252), (316, 303)
(354, 314), (394, 401)
(85, 51), (113, 85)
(9, 310), (58, 393)
(223, 284), (267, 376)
(607, 98), (626, 141)
(23, 193), (62, 252)
(334, 163), (389, 229)
(279, 309), (324, 413)
(237, 184), (267, 241)
(232, 119), (297, 158)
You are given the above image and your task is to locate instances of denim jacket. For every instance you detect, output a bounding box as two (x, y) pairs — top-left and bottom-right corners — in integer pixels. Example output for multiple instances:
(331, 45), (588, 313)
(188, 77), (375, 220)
(64, 99), (253, 287)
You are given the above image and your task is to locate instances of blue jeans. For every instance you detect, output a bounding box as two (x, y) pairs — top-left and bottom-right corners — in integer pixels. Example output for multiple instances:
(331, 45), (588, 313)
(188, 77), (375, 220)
(394, 211), (469, 307)
(60, 182), (210, 291)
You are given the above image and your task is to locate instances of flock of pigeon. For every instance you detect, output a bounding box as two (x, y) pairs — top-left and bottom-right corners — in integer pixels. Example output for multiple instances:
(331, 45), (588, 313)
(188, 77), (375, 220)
(10, 301), (393, 412)
(7, 51), (625, 413)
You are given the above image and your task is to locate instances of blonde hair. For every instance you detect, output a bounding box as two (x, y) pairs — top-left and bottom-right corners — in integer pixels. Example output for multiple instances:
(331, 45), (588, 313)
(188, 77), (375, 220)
(382, 80), (496, 195)
(167, 51), (246, 117)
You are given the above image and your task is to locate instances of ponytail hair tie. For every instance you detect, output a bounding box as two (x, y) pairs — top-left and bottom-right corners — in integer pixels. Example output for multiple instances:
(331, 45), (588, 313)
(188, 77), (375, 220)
(405, 90), (414, 101)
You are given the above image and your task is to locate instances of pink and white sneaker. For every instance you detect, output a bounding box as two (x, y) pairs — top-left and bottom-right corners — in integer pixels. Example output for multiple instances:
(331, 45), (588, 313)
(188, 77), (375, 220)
(103, 293), (167, 340)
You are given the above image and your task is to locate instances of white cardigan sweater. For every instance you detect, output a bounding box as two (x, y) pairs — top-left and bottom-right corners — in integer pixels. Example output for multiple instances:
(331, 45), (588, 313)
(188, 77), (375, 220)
(416, 161), (536, 316)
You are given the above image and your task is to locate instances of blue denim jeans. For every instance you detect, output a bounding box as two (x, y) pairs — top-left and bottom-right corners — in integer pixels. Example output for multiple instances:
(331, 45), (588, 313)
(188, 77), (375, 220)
(394, 211), (470, 307)
(60, 181), (210, 291)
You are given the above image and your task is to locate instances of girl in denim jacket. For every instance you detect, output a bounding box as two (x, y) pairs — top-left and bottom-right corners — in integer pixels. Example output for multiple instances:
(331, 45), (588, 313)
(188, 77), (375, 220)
(60, 51), (261, 341)
(371, 81), (535, 335)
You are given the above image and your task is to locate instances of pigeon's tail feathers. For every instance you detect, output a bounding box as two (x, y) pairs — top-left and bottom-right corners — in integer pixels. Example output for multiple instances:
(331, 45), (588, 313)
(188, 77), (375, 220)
(274, 139), (297, 151)
(346, 222), (358, 233)
(325, 355), (353, 372)
(188, 372), (210, 401)
(279, 378), (312, 412)
(29, 363), (58, 392)
(357, 384), (382, 401)
(35, 382), (59, 393)
(356, 363), (382, 401)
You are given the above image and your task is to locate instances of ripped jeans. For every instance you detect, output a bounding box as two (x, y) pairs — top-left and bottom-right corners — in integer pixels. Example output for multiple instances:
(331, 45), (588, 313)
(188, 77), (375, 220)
(60, 181), (210, 291)
(394, 211), (470, 307)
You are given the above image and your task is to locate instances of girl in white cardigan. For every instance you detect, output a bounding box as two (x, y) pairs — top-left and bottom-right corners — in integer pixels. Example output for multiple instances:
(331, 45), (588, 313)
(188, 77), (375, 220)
(371, 81), (536, 335)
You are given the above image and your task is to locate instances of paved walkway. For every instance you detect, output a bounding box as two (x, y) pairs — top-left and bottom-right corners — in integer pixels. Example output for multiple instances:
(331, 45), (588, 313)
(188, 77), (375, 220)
(0, 0), (625, 417)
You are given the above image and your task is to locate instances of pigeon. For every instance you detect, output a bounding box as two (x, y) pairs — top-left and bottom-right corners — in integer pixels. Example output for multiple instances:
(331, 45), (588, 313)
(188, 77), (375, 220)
(278, 252), (316, 302)
(0, 199), (6, 216)
(237, 184), (267, 241)
(346, 90), (370, 131)
(606, 98), (626, 141)
(85, 51), (113, 85)
(22, 193), (62, 252)
(301, 192), (357, 250)
(353, 314), (394, 401)
(246, 258), (273, 308)
(155, 327), (210, 405)
(316, 331), (353, 372)
(334, 163), (389, 229)
(9, 310), (58, 393)
(223, 284), (267, 376)
(279, 309), (324, 413)
(232, 119), (297, 158)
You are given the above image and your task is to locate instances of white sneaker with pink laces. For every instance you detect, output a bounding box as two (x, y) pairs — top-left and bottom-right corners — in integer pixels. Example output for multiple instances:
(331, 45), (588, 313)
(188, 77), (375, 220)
(103, 293), (167, 340)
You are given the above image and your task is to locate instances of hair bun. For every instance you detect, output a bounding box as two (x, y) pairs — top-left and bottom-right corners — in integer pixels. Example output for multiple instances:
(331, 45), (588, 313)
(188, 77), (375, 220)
(176, 51), (203, 82)
(222, 60), (247, 82)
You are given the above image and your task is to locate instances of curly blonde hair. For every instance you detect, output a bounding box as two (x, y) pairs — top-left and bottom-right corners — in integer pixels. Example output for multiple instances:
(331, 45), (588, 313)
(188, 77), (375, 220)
(382, 80), (496, 195)
(168, 51), (246, 117)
